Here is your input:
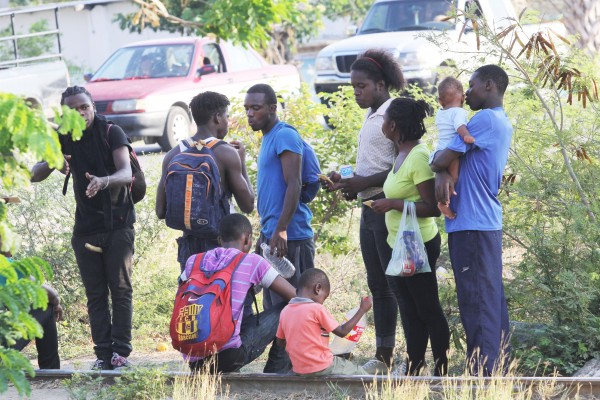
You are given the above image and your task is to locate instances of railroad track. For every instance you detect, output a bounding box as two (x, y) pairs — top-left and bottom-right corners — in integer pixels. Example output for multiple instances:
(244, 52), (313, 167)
(32, 370), (600, 398)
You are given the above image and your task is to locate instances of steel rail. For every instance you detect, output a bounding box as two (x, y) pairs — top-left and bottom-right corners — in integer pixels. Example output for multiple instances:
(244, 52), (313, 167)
(31, 370), (600, 398)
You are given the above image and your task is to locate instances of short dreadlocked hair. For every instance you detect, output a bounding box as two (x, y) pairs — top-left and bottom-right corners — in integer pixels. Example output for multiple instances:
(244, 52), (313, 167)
(61, 86), (93, 105)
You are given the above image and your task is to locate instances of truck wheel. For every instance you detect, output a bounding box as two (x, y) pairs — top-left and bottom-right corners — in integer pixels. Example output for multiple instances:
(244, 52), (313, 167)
(159, 107), (191, 151)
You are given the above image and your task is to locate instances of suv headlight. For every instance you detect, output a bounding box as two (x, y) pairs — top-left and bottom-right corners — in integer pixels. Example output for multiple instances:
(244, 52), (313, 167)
(111, 99), (146, 113)
(398, 51), (430, 67)
(315, 56), (335, 71)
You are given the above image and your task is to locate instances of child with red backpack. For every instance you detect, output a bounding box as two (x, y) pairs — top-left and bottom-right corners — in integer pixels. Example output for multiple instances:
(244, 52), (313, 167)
(171, 213), (296, 373)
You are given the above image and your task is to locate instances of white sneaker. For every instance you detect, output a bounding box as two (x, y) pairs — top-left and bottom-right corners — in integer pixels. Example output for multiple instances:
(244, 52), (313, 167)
(361, 359), (388, 375)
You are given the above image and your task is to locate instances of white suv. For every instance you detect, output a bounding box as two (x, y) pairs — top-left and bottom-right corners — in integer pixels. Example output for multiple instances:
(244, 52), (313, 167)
(314, 0), (516, 94)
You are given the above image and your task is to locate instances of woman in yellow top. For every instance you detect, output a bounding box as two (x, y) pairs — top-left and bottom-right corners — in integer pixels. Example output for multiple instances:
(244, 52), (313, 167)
(371, 97), (450, 376)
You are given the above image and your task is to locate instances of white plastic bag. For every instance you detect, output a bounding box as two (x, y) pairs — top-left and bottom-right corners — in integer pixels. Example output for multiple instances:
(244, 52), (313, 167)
(386, 201), (431, 277)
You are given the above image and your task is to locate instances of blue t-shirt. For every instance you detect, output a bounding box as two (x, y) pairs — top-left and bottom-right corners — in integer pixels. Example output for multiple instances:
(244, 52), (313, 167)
(0, 257), (17, 286)
(257, 121), (313, 240)
(445, 107), (513, 232)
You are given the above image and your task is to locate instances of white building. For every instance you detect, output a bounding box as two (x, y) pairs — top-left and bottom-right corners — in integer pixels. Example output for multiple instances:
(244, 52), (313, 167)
(1, 0), (351, 74)
(1, 0), (185, 77)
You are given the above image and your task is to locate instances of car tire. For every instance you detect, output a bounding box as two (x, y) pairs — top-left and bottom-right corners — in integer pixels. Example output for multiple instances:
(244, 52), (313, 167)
(159, 106), (191, 151)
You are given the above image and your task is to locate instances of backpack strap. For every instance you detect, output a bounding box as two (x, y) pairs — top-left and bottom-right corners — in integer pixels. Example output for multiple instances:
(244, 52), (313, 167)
(189, 252), (206, 278)
(62, 171), (71, 196)
(90, 119), (117, 230)
(205, 139), (226, 150)
(183, 138), (226, 152)
(190, 251), (246, 279)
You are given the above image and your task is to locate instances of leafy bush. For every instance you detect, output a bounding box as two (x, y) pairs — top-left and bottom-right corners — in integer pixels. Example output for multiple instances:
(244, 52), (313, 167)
(0, 93), (84, 396)
(504, 88), (600, 374)
(64, 368), (170, 400)
(424, 8), (600, 374)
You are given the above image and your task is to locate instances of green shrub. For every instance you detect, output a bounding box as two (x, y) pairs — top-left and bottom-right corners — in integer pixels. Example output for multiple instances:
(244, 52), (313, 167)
(0, 93), (84, 396)
(64, 368), (170, 400)
(425, 9), (600, 375)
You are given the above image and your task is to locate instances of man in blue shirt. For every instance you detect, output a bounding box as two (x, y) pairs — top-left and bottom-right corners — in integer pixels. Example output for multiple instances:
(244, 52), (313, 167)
(244, 84), (315, 373)
(431, 65), (513, 376)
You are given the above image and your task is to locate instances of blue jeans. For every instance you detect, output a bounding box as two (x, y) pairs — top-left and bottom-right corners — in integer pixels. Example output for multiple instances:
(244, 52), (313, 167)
(448, 230), (510, 376)
(360, 202), (399, 349)
(189, 301), (287, 373)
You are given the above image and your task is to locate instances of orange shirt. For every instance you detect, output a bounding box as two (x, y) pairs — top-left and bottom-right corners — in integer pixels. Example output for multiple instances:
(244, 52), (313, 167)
(276, 299), (340, 374)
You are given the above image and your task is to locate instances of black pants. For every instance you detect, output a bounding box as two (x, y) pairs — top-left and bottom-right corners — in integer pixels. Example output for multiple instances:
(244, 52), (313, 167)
(257, 233), (315, 373)
(388, 233), (450, 376)
(360, 199), (399, 349)
(189, 301), (287, 373)
(72, 227), (134, 360)
(13, 306), (60, 369)
(176, 234), (219, 273)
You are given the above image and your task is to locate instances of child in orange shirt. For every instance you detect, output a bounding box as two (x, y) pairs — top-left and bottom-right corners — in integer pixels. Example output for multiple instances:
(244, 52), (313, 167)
(276, 268), (373, 375)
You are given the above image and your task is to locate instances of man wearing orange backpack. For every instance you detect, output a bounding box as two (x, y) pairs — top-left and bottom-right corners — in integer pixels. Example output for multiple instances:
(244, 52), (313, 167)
(156, 91), (254, 274)
(171, 213), (296, 373)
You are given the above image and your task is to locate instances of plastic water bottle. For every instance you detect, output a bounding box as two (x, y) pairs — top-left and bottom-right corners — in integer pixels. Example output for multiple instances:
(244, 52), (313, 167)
(260, 243), (295, 279)
(329, 306), (367, 355)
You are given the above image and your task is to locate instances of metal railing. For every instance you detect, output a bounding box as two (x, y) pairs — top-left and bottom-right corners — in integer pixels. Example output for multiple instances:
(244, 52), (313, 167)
(0, 7), (62, 67)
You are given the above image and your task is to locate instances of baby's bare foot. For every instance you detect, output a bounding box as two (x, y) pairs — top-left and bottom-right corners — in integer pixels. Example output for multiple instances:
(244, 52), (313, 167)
(438, 202), (456, 219)
(464, 135), (475, 144)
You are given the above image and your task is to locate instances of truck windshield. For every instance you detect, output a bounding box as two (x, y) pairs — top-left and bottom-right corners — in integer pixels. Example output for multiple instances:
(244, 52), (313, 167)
(358, 0), (455, 34)
(91, 44), (194, 81)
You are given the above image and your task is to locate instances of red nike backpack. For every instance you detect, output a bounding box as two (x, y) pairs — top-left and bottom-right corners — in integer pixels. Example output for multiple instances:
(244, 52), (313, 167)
(170, 252), (246, 357)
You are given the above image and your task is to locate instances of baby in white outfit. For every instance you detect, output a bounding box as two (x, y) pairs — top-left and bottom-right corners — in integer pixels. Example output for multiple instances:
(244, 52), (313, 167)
(431, 77), (475, 219)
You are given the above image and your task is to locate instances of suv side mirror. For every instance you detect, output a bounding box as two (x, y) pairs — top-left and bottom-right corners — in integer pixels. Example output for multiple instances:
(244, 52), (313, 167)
(84, 73), (93, 82)
(346, 25), (358, 36)
(196, 64), (216, 77)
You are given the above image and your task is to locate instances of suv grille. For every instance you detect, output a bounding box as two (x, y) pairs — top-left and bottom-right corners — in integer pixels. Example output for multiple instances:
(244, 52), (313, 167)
(95, 101), (109, 113)
(336, 54), (357, 73)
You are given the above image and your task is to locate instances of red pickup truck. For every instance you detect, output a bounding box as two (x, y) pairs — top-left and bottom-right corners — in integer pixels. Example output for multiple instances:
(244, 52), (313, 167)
(85, 37), (301, 151)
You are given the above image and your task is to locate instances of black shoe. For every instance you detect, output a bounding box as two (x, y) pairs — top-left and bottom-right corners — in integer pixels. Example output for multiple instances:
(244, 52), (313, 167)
(91, 358), (112, 371)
